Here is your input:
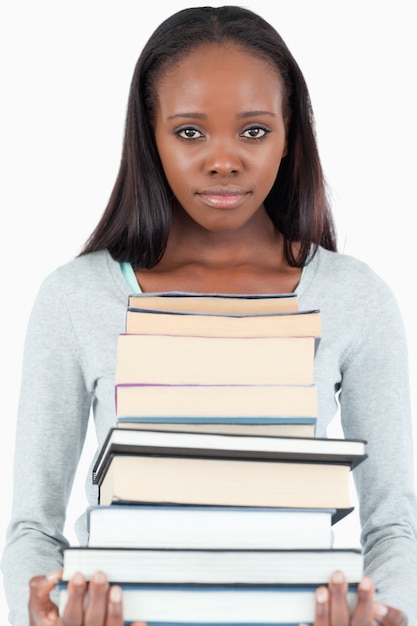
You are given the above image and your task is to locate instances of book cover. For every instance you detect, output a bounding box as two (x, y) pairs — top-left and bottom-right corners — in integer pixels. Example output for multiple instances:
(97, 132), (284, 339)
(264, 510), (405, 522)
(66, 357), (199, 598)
(93, 428), (367, 483)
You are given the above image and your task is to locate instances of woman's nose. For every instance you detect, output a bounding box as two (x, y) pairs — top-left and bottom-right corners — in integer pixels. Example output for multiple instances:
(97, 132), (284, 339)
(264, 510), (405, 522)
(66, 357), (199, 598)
(204, 139), (242, 176)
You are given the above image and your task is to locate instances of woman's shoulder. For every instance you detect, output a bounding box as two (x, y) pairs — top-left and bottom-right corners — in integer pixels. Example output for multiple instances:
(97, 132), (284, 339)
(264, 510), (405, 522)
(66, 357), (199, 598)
(302, 246), (399, 312)
(313, 246), (379, 278)
(41, 249), (120, 289)
(34, 249), (128, 309)
(54, 249), (116, 279)
(311, 246), (392, 290)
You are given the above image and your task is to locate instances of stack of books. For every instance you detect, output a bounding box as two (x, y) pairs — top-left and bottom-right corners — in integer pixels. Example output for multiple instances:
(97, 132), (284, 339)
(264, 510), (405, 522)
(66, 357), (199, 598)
(116, 291), (319, 438)
(58, 291), (367, 624)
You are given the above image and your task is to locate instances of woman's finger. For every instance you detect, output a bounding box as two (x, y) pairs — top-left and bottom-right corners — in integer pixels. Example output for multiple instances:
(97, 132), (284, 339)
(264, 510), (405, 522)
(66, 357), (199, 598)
(314, 585), (330, 626)
(83, 571), (108, 624)
(374, 603), (408, 626)
(105, 586), (125, 626)
(350, 576), (374, 626)
(329, 571), (350, 626)
(28, 571), (61, 626)
(61, 572), (87, 624)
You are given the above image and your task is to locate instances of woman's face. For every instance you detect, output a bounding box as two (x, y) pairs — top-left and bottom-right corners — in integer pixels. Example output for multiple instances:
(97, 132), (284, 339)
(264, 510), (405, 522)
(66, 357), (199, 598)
(154, 43), (289, 234)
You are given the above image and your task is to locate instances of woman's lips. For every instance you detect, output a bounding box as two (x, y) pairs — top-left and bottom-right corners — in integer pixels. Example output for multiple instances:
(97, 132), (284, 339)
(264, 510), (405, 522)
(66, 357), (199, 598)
(198, 187), (248, 209)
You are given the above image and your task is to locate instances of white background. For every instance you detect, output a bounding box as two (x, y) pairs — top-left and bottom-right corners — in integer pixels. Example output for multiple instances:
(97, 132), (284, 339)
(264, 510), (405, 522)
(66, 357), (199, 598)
(1, 1), (416, 623)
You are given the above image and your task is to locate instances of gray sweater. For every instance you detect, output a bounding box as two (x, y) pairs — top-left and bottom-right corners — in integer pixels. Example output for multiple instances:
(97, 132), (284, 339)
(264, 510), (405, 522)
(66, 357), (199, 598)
(2, 247), (417, 625)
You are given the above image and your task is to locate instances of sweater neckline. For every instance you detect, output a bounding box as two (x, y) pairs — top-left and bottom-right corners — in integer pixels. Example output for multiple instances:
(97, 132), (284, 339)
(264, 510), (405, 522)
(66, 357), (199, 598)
(118, 252), (318, 298)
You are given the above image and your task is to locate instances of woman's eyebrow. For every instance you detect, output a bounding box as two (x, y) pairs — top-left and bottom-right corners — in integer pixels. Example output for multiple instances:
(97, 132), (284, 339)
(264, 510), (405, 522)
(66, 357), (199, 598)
(237, 110), (277, 119)
(167, 112), (207, 120)
(167, 110), (277, 121)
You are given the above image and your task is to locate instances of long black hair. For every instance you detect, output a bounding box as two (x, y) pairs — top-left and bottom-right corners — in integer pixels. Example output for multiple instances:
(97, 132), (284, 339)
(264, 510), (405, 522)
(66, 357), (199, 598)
(80, 5), (337, 268)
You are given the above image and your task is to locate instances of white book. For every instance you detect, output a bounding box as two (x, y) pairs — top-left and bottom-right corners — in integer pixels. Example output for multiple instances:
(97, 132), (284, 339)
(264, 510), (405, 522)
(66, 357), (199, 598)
(61, 546), (363, 585)
(59, 583), (359, 624)
(87, 504), (343, 549)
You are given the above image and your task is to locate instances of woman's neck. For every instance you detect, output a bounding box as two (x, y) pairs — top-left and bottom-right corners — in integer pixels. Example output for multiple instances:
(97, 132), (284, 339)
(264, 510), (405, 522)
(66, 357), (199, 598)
(135, 204), (302, 294)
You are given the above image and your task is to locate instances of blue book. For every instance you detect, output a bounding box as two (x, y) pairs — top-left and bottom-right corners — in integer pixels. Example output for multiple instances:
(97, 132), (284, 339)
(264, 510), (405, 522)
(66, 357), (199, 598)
(116, 415), (317, 439)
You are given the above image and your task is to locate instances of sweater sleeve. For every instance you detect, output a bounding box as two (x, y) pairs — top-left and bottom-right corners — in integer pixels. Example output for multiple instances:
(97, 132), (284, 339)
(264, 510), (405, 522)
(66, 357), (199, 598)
(339, 273), (417, 621)
(1, 271), (92, 626)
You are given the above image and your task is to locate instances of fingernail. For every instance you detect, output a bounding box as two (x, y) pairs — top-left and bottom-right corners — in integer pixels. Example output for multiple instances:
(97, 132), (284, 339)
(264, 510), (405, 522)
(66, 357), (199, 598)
(110, 585), (123, 603)
(72, 572), (85, 586)
(316, 587), (328, 603)
(374, 603), (389, 617)
(331, 570), (345, 584)
(92, 571), (107, 584)
(359, 576), (372, 591)
(46, 570), (62, 582)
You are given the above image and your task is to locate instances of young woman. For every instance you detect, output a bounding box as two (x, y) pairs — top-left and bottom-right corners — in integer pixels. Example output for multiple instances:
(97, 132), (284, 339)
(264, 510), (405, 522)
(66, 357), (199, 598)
(2, 6), (415, 625)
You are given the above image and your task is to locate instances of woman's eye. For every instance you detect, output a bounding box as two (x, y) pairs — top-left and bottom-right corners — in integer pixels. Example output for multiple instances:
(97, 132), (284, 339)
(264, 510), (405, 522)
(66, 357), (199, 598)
(176, 128), (204, 140)
(241, 127), (269, 139)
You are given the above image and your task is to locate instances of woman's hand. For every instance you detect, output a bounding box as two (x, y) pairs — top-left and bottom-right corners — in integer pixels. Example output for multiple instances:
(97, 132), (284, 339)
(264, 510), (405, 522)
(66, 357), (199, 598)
(313, 571), (408, 625)
(29, 570), (146, 626)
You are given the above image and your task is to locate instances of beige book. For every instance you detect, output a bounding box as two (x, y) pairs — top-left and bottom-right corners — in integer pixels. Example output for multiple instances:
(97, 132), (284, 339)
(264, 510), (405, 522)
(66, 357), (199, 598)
(115, 383), (318, 418)
(125, 308), (320, 338)
(115, 334), (316, 386)
(98, 454), (354, 509)
(128, 291), (299, 314)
